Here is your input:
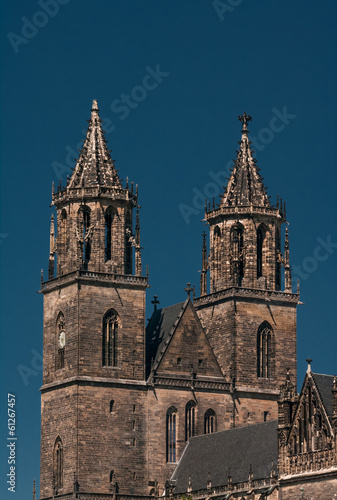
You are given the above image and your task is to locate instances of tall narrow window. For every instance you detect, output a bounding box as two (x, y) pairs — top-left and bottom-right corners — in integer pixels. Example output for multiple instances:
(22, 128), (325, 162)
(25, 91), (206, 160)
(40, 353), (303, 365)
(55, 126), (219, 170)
(185, 401), (196, 441)
(53, 437), (63, 493)
(102, 310), (118, 367)
(204, 409), (216, 434)
(56, 312), (65, 370)
(257, 322), (272, 378)
(231, 224), (244, 285)
(105, 208), (113, 262)
(166, 407), (177, 463)
(257, 227), (264, 278)
(78, 206), (91, 269)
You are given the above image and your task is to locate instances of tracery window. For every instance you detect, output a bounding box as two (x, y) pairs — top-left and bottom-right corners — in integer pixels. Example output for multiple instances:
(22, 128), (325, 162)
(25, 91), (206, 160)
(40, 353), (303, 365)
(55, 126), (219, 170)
(204, 409), (216, 434)
(166, 406), (177, 463)
(53, 436), (63, 493)
(102, 310), (118, 367)
(185, 400), (196, 441)
(257, 321), (272, 378)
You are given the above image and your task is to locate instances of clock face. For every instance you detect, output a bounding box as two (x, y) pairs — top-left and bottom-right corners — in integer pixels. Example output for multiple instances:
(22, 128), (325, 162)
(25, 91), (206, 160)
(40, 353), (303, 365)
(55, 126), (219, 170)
(59, 331), (66, 349)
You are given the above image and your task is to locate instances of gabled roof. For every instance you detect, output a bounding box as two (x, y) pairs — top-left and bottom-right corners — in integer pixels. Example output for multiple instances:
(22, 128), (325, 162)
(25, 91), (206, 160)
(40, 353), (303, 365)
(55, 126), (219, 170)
(171, 420), (278, 494)
(68, 100), (121, 189)
(146, 300), (187, 375)
(312, 372), (335, 418)
(221, 113), (270, 208)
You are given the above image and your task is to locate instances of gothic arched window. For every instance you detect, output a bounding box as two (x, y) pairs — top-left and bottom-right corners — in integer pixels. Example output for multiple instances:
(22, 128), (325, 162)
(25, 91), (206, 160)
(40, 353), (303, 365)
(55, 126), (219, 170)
(257, 321), (272, 378)
(185, 400), (196, 441)
(257, 226), (265, 278)
(166, 406), (177, 463)
(102, 310), (118, 367)
(231, 224), (244, 285)
(56, 312), (65, 370)
(78, 206), (91, 269)
(204, 409), (216, 434)
(105, 207), (114, 262)
(53, 436), (63, 493)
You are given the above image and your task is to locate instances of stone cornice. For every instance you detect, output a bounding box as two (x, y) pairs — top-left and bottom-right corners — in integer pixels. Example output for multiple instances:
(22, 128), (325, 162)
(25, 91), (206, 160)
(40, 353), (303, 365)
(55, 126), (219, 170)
(40, 375), (147, 393)
(194, 286), (299, 308)
(40, 270), (148, 293)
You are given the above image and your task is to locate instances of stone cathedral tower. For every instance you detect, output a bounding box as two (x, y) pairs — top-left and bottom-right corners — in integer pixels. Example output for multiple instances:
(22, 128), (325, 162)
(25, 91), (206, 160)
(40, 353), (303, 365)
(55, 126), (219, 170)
(195, 112), (298, 426)
(40, 100), (148, 497)
(39, 105), (300, 498)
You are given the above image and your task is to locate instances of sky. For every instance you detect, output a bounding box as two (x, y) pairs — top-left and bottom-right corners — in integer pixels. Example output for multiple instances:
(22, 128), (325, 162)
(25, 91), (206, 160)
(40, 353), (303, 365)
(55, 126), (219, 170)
(0, 1), (336, 498)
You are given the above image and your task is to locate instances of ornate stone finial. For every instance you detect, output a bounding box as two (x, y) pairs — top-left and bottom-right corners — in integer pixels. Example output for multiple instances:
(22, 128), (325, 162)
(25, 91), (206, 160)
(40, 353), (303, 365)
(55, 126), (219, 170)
(33, 479), (36, 500)
(306, 358), (313, 372)
(238, 111), (252, 133)
(151, 295), (160, 311)
(41, 269), (44, 283)
(185, 282), (193, 298)
(92, 99), (99, 111)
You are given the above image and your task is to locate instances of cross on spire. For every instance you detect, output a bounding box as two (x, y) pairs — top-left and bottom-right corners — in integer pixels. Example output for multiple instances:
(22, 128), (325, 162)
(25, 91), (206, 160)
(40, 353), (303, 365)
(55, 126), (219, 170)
(184, 282), (193, 298)
(238, 111), (252, 133)
(151, 295), (160, 311)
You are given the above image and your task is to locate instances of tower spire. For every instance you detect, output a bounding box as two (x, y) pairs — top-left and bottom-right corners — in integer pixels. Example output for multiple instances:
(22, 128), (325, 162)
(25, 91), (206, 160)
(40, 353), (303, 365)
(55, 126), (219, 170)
(68, 100), (121, 189)
(221, 113), (269, 208)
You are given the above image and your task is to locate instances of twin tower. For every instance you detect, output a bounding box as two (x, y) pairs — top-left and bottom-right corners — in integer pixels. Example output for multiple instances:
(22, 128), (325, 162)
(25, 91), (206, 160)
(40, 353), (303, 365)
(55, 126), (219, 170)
(39, 102), (299, 498)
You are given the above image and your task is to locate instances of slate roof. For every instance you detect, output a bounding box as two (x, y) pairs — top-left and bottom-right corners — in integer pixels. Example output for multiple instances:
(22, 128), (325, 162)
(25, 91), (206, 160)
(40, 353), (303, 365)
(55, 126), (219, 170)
(146, 301), (186, 377)
(171, 420), (278, 494)
(312, 372), (335, 418)
(68, 100), (122, 189)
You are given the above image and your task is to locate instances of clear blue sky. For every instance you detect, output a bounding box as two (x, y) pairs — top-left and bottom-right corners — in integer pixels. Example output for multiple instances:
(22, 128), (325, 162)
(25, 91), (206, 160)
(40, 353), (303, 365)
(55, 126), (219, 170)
(1, 1), (336, 498)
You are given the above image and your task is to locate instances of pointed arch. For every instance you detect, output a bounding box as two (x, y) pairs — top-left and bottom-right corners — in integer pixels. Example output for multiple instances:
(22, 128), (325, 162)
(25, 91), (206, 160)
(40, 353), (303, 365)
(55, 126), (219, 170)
(105, 207), (114, 262)
(53, 436), (63, 492)
(257, 321), (273, 378)
(166, 406), (177, 463)
(204, 409), (217, 434)
(102, 309), (119, 367)
(185, 400), (196, 441)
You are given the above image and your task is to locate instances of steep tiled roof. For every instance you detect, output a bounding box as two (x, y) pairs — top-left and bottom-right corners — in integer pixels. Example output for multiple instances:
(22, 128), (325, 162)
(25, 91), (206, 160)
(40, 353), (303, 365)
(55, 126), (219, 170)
(68, 100), (121, 189)
(146, 301), (186, 376)
(221, 113), (270, 208)
(171, 420), (278, 494)
(312, 372), (335, 418)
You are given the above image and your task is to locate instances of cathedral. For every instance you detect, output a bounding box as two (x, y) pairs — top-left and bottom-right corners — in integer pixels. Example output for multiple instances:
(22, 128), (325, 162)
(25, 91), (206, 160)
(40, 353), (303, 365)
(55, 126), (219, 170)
(38, 101), (337, 500)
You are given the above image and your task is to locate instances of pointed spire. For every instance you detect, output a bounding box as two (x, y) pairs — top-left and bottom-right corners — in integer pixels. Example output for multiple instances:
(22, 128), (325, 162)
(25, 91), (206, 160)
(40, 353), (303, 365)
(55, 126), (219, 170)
(68, 100), (122, 189)
(32, 479), (36, 500)
(221, 113), (270, 208)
